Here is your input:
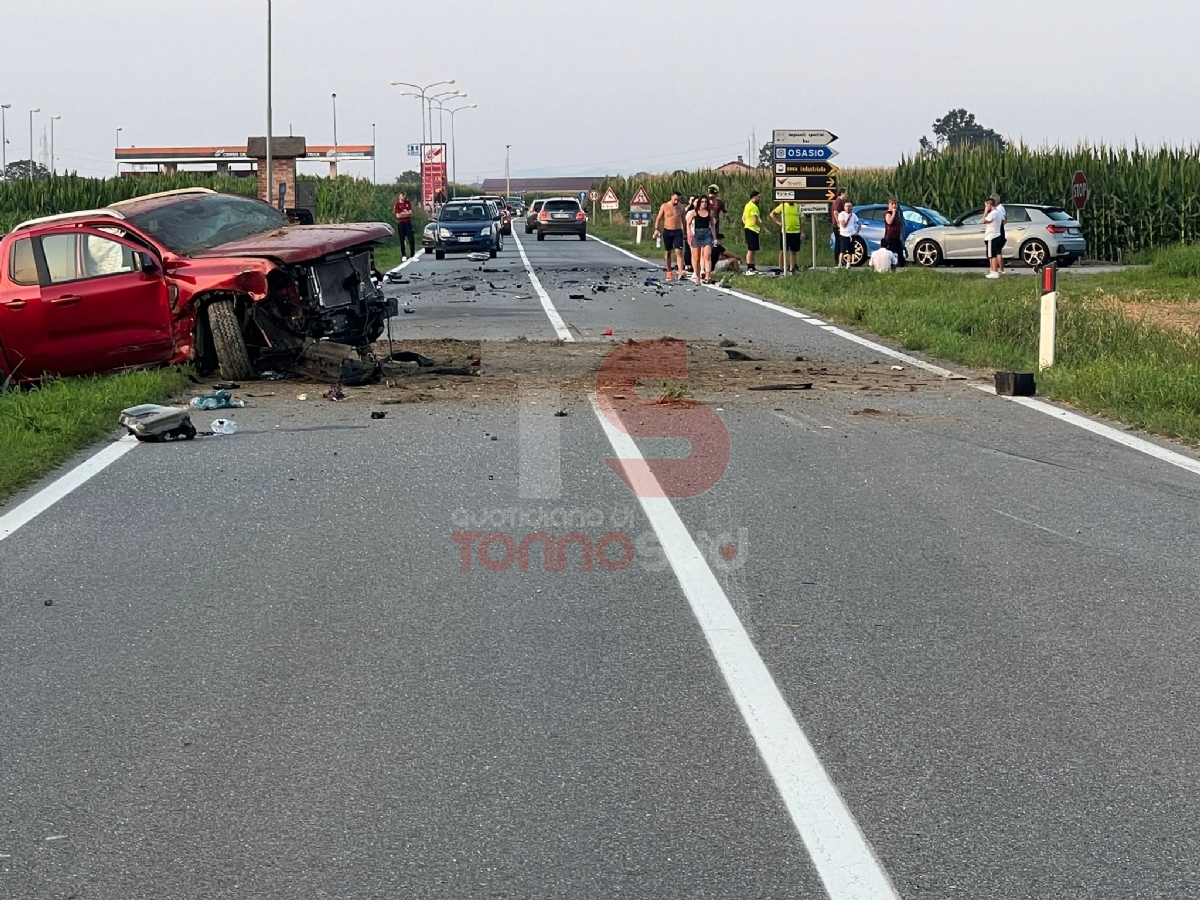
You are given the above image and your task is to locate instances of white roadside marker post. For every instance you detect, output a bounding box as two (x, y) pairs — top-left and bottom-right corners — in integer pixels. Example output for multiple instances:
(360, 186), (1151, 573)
(1038, 262), (1058, 370)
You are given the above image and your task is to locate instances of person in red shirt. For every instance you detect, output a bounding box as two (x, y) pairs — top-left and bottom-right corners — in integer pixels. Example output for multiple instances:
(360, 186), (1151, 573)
(393, 192), (415, 259)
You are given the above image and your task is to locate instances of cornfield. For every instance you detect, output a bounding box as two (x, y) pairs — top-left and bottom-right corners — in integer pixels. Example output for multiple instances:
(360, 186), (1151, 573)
(597, 142), (1200, 262)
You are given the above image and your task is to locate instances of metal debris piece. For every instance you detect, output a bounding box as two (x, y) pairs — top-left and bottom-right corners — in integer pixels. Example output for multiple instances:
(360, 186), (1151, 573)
(747, 383), (813, 391)
(724, 349), (763, 361)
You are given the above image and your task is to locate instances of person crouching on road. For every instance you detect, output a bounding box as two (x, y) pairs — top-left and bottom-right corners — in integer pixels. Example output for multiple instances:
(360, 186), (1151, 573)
(393, 192), (415, 260)
(742, 190), (763, 273)
(687, 195), (716, 285)
(652, 191), (687, 281)
(711, 234), (742, 275)
(836, 201), (861, 268)
(880, 198), (906, 268)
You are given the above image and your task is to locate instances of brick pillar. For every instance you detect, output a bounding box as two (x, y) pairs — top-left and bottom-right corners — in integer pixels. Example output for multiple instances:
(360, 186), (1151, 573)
(246, 136), (306, 208)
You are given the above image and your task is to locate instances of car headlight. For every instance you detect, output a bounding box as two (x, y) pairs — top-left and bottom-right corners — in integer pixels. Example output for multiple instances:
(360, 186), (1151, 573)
(479, 226), (492, 236)
(439, 228), (452, 239)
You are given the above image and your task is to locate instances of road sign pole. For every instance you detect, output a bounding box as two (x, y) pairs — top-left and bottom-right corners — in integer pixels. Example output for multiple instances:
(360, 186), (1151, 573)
(811, 214), (817, 269)
(636, 224), (643, 244)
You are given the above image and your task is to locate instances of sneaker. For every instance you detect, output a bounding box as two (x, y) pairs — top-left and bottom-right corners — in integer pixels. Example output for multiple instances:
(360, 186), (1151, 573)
(985, 272), (1000, 279)
(665, 270), (674, 281)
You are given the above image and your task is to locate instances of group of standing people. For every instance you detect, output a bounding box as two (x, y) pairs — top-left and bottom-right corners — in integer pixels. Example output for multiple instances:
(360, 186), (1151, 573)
(652, 184), (731, 285)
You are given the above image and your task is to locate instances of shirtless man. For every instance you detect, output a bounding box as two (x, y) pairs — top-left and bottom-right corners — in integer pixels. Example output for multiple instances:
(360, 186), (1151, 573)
(652, 191), (687, 280)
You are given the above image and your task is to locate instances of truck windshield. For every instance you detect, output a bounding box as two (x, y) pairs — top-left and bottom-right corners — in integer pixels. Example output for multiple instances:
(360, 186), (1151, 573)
(122, 194), (289, 255)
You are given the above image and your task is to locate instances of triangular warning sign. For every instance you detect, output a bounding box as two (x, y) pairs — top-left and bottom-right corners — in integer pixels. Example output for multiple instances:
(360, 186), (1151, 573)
(630, 185), (651, 206)
(601, 187), (619, 204)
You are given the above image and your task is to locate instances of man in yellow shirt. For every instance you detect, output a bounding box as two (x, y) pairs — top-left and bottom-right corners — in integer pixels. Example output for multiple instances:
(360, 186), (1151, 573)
(742, 190), (763, 273)
(770, 201), (804, 274)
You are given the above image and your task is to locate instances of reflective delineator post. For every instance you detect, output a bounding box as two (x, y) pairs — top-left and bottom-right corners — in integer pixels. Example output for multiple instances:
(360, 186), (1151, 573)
(1038, 262), (1058, 370)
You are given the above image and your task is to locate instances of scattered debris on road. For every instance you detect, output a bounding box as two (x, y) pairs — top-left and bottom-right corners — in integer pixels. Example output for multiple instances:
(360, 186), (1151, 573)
(189, 390), (247, 410)
(119, 405), (197, 442)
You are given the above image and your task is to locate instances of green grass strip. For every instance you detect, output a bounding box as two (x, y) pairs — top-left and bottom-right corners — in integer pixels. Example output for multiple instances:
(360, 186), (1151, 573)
(0, 368), (192, 504)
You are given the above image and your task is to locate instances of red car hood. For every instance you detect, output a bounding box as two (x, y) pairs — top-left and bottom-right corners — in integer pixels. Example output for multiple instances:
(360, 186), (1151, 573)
(194, 223), (394, 264)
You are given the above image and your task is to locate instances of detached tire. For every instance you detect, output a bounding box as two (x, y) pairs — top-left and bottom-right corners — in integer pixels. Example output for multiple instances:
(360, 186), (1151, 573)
(206, 299), (253, 381)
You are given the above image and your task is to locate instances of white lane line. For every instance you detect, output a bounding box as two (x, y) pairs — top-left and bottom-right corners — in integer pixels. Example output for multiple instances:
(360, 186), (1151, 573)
(588, 233), (1200, 479)
(511, 230), (574, 342)
(585, 233), (658, 267)
(0, 436), (139, 543)
(973, 385), (1200, 478)
(587, 395), (899, 900)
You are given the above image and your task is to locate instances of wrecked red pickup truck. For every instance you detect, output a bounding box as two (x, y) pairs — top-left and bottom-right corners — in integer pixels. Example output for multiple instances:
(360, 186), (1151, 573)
(0, 188), (396, 383)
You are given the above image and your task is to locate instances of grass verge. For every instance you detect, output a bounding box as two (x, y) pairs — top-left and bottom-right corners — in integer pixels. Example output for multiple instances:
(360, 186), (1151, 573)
(0, 368), (192, 504)
(589, 220), (1200, 446)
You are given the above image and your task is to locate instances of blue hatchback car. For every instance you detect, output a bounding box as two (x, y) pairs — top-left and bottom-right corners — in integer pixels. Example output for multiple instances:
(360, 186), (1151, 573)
(829, 203), (949, 266)
(433, 200), (503, 259)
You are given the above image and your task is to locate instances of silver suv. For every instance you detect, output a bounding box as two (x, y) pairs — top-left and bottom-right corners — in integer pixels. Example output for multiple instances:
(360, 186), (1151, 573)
(906, 204), (1087, 268)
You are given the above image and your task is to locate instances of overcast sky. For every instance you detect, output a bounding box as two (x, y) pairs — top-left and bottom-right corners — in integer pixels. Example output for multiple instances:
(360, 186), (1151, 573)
(2, 0), (1197, 182)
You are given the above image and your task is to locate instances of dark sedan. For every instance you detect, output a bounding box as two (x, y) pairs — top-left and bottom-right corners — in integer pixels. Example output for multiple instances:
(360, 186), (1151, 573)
(433, 201), (503, 259)
(535, 198), (587, 241)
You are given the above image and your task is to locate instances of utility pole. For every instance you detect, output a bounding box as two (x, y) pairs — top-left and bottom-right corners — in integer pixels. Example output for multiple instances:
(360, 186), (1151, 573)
(28, 108), (39, 181)
(331, 92), (338, 177)
(50, 115), (60, 176)
(505, 144), (511, 200)
(265, 0), (273, 205)
(372, 122), (376, 184)
(1, 104), (11, 176)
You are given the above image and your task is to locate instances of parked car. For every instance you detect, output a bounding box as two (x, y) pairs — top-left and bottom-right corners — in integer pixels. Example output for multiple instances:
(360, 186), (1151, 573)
(906, 204), (1087, 268)
(433, 200), (503, 259)
(0, 188), (395, 383)
(422, 220), (437, 252)
(828, 203), (950, 266)
(535, 198), (588, 241)
(524, 199), (546, 234)
(471, 195), (512, 235)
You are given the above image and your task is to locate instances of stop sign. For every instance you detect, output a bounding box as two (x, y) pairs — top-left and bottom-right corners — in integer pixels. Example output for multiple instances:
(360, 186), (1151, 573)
(1071, 170), (1089, 211)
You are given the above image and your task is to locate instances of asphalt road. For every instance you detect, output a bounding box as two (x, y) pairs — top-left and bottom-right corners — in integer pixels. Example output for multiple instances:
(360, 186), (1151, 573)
(3, 228), (1199, 899)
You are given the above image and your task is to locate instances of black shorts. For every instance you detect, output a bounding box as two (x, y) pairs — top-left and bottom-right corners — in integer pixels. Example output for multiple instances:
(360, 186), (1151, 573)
(835, 234), (854, 256)
(785, 232), (802, 253)
(662, 229), (685, 252)
(744, 229), (760, 252)
(986, 236), (1006, 258)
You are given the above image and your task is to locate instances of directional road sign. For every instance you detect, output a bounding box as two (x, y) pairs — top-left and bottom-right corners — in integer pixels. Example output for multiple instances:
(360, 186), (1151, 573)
(773, 187), (838, 203)
(775, 161), (839, 177)
(578, 191), (589, 205)
(407, 143), (420, 156)
(601, 186), (620, 211)
(775, 145), (838, 162)
(775, 175), (837, 189)
(798, 203), (832, 214)
(773, 129), (838, 146)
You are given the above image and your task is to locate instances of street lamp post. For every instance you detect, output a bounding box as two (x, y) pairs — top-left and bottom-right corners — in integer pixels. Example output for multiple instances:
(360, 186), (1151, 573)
(50, 115), (60, 176)
(372, 123), (376, 184)
(331, 92), (338, 177)
(429, 91), (464, 144)
(28, 108), (39, 181)
(115, 126), (123, 177)
(505, 144), (511, 202)
(445, 104), (476, 198)
(1, 104), (11, 176)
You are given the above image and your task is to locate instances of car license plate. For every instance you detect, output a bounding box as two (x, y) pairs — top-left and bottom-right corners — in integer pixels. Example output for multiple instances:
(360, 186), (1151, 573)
(457, 236), (472, 242)
(1069, 228), (1081, 235)
(552, 214), (569, 219)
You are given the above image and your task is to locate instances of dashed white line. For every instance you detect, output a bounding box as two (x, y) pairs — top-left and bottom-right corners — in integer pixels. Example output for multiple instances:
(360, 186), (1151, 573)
(589, 392), (900, 900)
(511, 230), (574, 342)
(0, 436), (139, 543)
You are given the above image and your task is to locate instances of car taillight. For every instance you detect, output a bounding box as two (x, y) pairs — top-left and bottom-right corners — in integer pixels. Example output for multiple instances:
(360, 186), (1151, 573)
(576, 211), (586, 220)
(1046, 224), (1067, 234)
(539, 211), (548, 221)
